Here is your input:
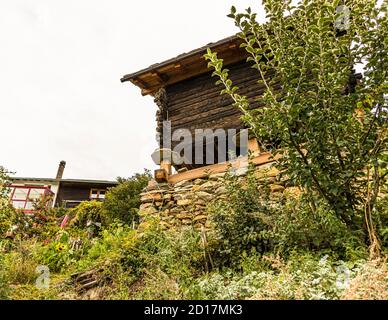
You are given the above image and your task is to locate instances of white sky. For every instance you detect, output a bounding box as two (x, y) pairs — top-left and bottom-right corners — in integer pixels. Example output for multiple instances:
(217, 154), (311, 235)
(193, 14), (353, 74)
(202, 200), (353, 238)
(0, 0), (263, 180)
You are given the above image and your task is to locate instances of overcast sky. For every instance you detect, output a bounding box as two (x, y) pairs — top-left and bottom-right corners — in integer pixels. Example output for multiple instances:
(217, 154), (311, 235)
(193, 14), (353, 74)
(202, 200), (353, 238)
(0, 0), (264, 181)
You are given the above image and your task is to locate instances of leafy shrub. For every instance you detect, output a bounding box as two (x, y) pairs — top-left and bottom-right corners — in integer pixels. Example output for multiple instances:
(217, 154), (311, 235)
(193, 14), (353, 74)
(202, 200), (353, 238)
(375, 197), (388, 251)
(0, 203), (14, 237)
(75, 222), (141, 274)
(73, 217), (207, 299)
(190, 271), (265, 300)
(265, 198), (367, 259)
(189, 252), (363, 300)
(4, 209), (60, 241)
(205, 1), (388, 244)
(0, 253), (10, 299)
(1, 239), (39, 285)
(0, 166), (14, 236)
(207, 168), (367, 269)
(206, 170), (272, 268)
(37, 230), (90, 273)
(70, 201), (106, 227)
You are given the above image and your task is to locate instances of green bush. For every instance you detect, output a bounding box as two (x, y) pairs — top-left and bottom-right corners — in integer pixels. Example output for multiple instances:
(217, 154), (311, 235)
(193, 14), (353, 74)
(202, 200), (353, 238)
(102, 171), (151, 225)
(0, 253), (10, 299)
(1, 239), (39, 286)
(37, 230), (90, 273)
(0, 166), (14, 236)
(73, 217), (207, 298)
(205, 1), (388, 244)
(0, 203), (14, 237)
(70, 201), (106, 227)
(207, 169), (367, 269)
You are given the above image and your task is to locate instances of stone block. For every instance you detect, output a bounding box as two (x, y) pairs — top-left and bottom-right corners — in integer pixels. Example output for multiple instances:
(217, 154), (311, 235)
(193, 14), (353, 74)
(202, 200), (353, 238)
(193, 215), (207, 222)
(255, 167), (280, 179)
(177, 199), (192, 206)
(195, 191), (213, 201)
(270, 184), (285, 193)
(141, 192), (163, 203)
(176, 213), (192, 220)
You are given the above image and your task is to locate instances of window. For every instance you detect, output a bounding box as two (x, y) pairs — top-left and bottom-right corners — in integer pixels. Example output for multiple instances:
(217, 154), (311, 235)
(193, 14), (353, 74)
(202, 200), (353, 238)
(28, 188), (45, 200)
(9, 186), (54, 213)
(90, 189), (106, 201)
(13, 188), (29, 200)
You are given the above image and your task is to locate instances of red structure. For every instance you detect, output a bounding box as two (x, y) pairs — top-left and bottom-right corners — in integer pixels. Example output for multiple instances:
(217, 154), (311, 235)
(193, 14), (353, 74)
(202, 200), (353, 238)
(8, 185), (54, 214)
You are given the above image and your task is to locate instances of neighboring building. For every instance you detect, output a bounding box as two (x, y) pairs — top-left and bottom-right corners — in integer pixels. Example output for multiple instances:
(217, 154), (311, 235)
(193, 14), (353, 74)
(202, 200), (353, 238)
(8, 161), (118, 213)
(54, 178), (118, 209)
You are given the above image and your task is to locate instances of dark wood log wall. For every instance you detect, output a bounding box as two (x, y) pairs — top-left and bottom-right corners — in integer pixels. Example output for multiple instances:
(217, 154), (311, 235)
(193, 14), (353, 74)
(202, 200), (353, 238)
(165, 60), (268, 136)
(154, 59), (361, 169)
(156, 60), (274, 167)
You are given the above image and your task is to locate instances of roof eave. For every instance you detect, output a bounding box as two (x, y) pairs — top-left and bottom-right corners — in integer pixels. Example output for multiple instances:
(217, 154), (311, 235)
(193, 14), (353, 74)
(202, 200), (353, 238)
(121, 34), (247, 96)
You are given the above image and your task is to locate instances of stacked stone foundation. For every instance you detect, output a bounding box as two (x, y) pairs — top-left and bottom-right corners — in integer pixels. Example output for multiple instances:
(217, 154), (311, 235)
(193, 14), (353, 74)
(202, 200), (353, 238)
(139, 162), (300, 229)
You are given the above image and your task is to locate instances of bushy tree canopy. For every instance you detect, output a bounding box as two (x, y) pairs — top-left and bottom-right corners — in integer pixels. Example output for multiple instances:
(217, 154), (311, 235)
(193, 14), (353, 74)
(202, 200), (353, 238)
(205, 0), (387, 250)
(102, 171), (151, 225)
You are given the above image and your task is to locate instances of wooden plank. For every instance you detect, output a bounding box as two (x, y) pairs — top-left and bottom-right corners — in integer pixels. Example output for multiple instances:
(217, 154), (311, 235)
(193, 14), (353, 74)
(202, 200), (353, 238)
(140, 52), (248, 96)
(160, 160), (172, 176)
(166, 63), (268, 106)
(248, 138), (260, 157)
(167, 152), (277, 184)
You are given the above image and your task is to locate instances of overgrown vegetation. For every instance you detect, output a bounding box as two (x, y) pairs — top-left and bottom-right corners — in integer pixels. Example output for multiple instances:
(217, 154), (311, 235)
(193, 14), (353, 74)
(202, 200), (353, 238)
(206, 169), (368, 270)
(205, 0), (387, 256)
(102, 172), (151, 226)
(0, 165), (386, 300)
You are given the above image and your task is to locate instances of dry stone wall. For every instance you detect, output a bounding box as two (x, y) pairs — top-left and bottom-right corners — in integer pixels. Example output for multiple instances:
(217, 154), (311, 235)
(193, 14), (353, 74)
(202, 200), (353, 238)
(139, 162), (300, 229)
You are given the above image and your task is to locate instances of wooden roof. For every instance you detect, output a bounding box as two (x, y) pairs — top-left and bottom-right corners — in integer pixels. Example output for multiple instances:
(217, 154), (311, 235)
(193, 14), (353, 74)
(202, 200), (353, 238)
(10, 177), (118, 186)
(121, 35), (247, 96)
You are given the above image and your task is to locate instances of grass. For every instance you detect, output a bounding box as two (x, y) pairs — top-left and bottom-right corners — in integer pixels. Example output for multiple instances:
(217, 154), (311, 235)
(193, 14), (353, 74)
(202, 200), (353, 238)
(1, 222), (386, 300)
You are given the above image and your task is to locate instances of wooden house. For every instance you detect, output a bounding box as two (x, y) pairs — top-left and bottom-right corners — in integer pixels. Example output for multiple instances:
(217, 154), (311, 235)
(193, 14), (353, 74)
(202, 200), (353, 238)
(122, 33), (361, 184)
(121, 35), (274, 183)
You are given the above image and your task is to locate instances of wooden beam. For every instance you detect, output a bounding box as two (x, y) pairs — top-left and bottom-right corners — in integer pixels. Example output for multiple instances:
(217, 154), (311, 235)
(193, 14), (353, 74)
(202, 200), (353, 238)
(139, 53), (248, 96)
(151, 71), (169, 84)
(160, 160), (172, 176)
(168, 152), (277, 184)
(248, 138), (260, 157)
(132, 77), (149, 89)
